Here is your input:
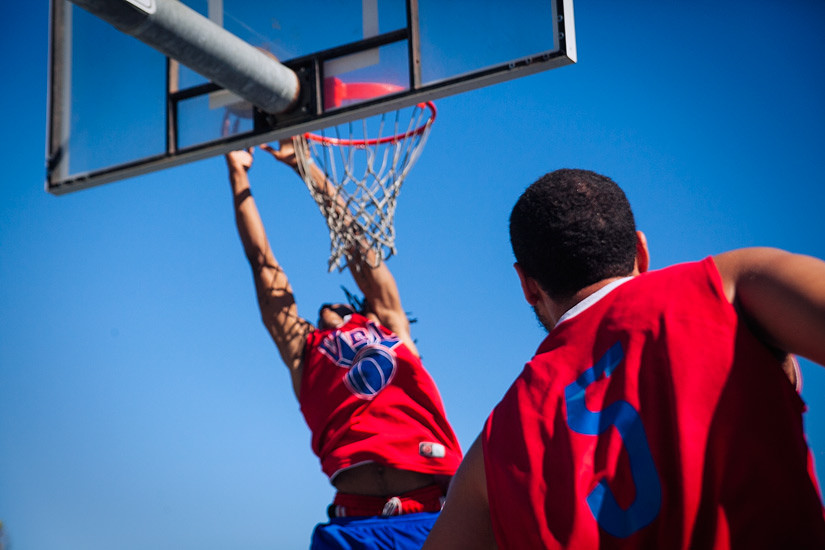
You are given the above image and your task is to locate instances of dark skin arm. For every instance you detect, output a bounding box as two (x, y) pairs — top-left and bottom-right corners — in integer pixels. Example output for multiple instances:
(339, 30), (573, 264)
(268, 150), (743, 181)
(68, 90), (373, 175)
(421, 435), (497, 549)
(714, 247), (825, 366)
(226, 148), (311, 398)
(346, 246), (419, 356)
(261, 139), (420, 357)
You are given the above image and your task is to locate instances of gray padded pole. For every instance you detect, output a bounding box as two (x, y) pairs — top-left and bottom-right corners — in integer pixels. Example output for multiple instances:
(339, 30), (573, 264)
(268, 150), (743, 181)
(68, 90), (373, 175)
(68, 0), (300, 114)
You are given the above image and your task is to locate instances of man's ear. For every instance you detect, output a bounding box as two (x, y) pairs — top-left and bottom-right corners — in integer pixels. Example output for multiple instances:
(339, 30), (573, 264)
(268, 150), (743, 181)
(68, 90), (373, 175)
(514, 263), (541, 306)
(635, 230), (650, 274)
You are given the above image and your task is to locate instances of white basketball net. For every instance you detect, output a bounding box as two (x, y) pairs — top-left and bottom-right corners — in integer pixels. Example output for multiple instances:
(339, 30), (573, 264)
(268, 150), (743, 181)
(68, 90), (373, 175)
(293, 103), (435, 272)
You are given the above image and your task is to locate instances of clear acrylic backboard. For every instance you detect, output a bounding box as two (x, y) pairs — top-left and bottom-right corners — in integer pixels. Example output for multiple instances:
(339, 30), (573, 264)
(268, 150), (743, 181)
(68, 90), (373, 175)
(46, 0), (576, 194)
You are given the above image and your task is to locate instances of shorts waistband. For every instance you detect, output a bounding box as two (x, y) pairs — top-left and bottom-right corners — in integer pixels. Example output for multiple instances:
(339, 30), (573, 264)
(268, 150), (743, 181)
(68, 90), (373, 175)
(328, 483), (446, 518)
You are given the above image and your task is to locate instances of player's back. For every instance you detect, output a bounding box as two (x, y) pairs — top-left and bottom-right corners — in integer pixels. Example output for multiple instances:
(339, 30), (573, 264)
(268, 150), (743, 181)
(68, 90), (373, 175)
(484, 257), (825, 549)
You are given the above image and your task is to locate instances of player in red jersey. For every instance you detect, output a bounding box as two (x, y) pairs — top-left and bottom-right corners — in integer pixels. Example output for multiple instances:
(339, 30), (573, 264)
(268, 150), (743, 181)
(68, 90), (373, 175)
(423, 169), (825, 549)
(225, 140), (462, 550)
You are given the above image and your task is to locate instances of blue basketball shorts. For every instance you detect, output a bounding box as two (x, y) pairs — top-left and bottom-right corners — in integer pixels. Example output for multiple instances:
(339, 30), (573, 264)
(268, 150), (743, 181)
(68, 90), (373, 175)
(310, 511), (439, 550)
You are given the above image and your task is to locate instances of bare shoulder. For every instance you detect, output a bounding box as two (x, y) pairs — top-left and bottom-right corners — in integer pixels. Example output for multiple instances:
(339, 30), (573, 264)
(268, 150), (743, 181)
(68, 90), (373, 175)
(712, 247), (793, 303)
(265, 315), (313, 398)
(381, 314), (420, 358)
(712, 247), (825, 365)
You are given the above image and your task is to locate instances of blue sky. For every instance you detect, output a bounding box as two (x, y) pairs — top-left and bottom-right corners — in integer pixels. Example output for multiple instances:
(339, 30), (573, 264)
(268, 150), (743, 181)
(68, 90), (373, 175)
(2, 1), (825, 549)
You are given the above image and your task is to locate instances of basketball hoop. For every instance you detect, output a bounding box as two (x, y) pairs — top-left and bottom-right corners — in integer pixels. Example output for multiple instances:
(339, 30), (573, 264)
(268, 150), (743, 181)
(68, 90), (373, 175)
(294, 78), (436, 272)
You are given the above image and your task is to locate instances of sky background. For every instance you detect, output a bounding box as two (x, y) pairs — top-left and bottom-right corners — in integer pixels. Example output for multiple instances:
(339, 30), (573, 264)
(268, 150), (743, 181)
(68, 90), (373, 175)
(2, 1), (825, 549)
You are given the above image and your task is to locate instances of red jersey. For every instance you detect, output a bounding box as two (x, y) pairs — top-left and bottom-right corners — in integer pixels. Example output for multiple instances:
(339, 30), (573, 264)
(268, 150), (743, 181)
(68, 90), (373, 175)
(484, 258), (825, 549)
(300, 313), (462, 481)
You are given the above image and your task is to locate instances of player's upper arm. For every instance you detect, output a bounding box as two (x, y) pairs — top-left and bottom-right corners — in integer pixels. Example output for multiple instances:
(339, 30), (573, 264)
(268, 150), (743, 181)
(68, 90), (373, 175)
(251, 259), (312, 397)
(349, 258), (420, 355)
(713, 247), (825, 366)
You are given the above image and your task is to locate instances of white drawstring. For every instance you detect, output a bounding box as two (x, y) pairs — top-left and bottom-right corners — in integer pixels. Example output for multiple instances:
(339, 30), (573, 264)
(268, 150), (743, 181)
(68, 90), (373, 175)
(382, 496), (402, 516)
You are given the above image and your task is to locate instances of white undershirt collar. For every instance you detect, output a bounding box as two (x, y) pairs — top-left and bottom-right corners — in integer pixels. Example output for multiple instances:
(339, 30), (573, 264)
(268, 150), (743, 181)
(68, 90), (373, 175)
(556, 277), (632, 327)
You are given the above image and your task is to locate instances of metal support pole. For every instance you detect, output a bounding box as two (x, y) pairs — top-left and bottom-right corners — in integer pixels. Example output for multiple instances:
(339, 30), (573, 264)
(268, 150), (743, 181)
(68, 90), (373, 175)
(67, 0), (300, 114)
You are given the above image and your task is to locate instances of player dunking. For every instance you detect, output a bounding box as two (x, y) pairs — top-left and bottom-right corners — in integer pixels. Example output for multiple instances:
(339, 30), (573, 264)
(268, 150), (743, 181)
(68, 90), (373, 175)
(225, 140), (462, 550)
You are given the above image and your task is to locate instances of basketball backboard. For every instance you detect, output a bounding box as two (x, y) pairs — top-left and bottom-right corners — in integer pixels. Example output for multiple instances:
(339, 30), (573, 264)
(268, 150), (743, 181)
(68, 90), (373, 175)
(47, 0), (576, 194)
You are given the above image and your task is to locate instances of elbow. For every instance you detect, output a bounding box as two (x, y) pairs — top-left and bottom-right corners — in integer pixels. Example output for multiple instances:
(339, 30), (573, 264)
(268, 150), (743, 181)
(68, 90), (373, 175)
(244, 248), (269, 272)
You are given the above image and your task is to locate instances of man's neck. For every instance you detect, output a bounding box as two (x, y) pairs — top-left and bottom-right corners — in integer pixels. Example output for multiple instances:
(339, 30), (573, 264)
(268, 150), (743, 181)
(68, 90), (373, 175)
(549, 276), (633, 328)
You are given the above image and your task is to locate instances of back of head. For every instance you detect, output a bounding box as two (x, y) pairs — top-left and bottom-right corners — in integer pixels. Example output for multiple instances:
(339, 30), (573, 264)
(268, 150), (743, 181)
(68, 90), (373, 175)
(509, 169), (637, 300)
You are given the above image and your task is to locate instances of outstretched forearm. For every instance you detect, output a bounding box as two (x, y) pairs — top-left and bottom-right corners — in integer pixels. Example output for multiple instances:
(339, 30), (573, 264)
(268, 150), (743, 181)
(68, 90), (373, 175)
(226, 152), (309, 395)
(309, 168), (414, 350)
(347, 246), (407, 320)
(284, 138), (414, 350)
(261, 139), (414, 350)
(228, 162), (270, 268)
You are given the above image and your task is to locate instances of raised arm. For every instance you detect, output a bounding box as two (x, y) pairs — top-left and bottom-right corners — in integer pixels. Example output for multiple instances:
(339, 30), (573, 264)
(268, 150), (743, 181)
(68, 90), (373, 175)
(226, 148), (311, 397)
(714, 247), (825, 366)
(260, 139), (419, 356)
(346, 247), (418, 355)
